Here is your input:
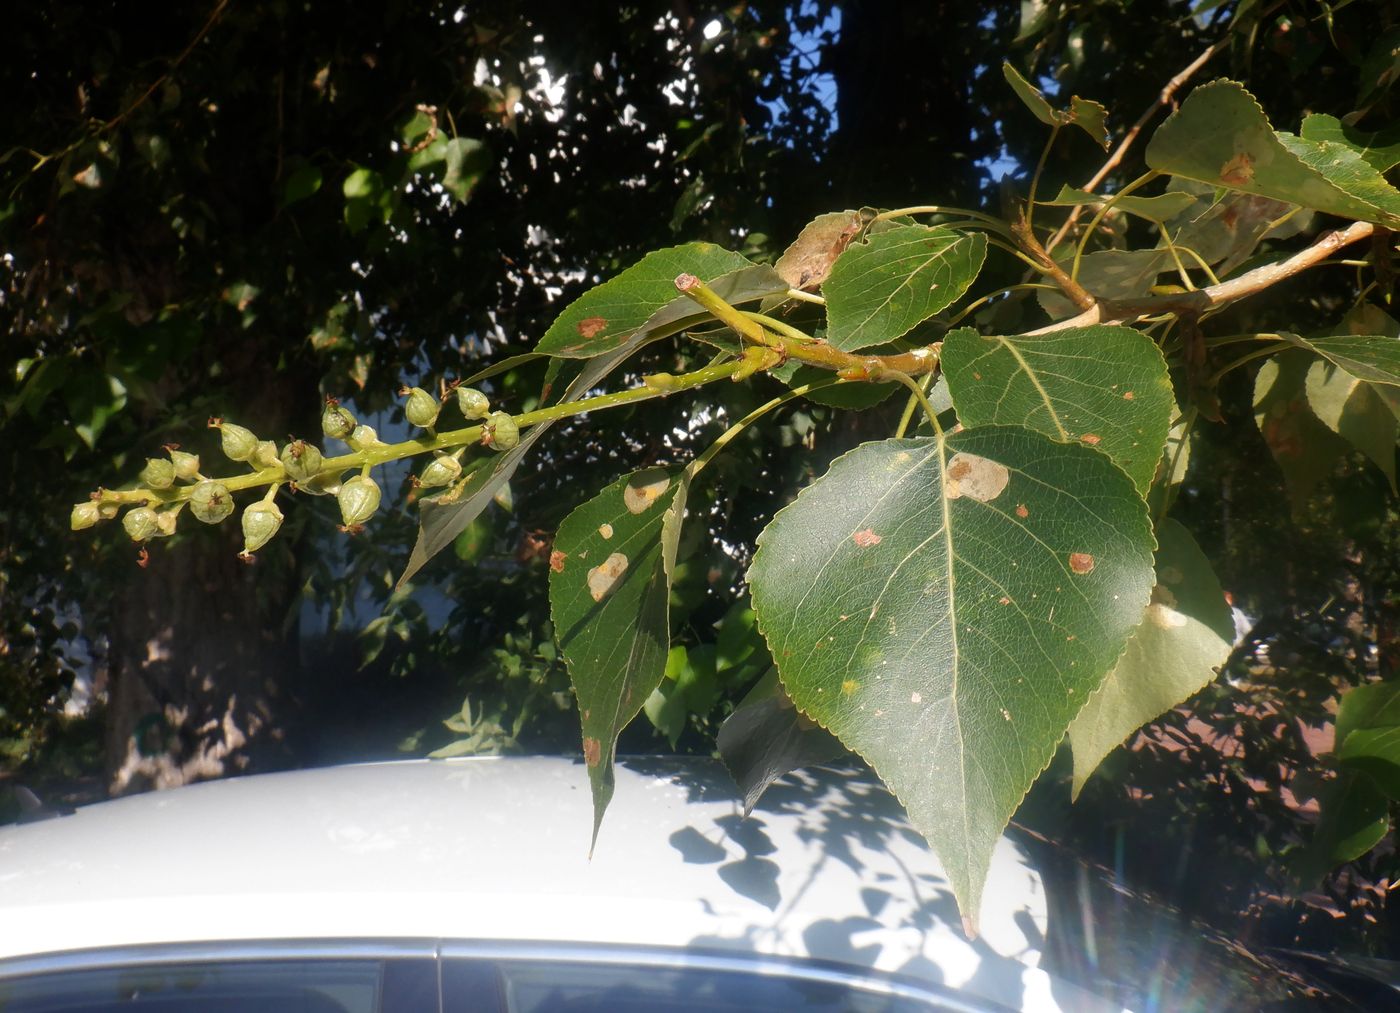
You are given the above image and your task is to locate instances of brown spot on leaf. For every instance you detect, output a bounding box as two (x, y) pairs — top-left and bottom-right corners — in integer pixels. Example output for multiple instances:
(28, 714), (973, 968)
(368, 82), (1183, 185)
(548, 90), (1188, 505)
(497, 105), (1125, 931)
(999, 596), (1011, 605)
(945, 452), (1009, 502)
(1015, 504), (1029, 519)
(1069, 552), (1095, 574)
(853, 527), (882, 548)
(1219, 152), (1254, 186)
(583, 736), (602, 766)
(577, 316), (608, 339)
(587, 552), (629, 601)
(1123, 391), (1135, 400)
(598, 523), (614, 539)
(549, 550), (567, 573)
(623, 468), (670, 513)
(1081, 433), (1102, 446)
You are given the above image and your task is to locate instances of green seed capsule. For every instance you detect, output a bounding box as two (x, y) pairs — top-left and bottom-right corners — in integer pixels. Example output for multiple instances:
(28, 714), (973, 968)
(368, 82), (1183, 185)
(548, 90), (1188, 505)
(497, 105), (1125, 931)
(402, 386), (441, 429)
(348, 424), (381, 450)
(122, 506), (160, 542)
(280, 440), (324, 483)
(169, 450), (201, 481)
(486, 411), (519, 452)
(71, 502), (102, 530)
(418, 453), (463, 488)
(215, 421), (259, 462)
(140, 457), (176, 489)
(154, 509), (179, 538)
(189, 481), (235, 524)
(251, 439), (280, 470)
(337, 474), (382, 527)
(240, 500), (284, 554)
(456, 387), (490, 420)
(322, 402), (357, 441)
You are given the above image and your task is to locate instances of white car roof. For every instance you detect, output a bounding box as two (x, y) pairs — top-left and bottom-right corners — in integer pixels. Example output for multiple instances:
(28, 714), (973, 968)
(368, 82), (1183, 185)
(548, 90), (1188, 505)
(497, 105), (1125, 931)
(0, 756), (1117, 1011)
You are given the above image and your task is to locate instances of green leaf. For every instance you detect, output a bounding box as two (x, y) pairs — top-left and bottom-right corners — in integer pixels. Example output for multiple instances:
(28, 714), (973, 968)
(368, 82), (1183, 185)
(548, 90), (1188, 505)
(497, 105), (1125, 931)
(1068, 520), (1233, 798)
(1144, 80), (1400, 227)
(400, 449), (539, 587)
(281, 165), (323, 208)
(822, 225), (986, 352)
(441, 137), (490, 204)
(1300, 114), (1400, 174)
(550, 467), (681, 849)
(1045, 185), (1199, 222)
(717, 668), (846, 814)
(1252, 350), (1351, 514)
(399, 315), (682, 585)
(1003, 62), (1058, 126)
(748, 428), (1155, 924)
(1305, 359), (1398, 491)
(643, 647), (690, 747)
(941, 325), (1174, 495)
(1147, 410), (1193, 521)
(1336, 681), (1400, 798)
(535, 243), (753, 357)
(774, 209), (872, 289)
(1288, 333), (1400, 392)
(714, 599), (773, 686)
(1300, 765), (1391, 882)
(1001, 63), (1109, 148)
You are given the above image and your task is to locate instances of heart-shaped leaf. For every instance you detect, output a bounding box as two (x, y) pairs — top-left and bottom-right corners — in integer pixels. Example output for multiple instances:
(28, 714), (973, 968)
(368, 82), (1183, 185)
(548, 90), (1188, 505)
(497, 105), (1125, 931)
(1145, 80), (1400, 227)
(550, 467), (682, 848)
(535, 243), (753, 357)
(942, 325), (1174, 495)
(748, 428), (1155, 924)
(1068, 519), (1233, 798)
(822, 224), (987, 352)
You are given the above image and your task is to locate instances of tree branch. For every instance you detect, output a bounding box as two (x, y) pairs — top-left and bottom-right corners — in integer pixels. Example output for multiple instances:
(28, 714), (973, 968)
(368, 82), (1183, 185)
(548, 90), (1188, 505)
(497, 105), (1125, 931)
(1012, 213), (1096, 311)
(1028, 222), (1376, 334)
(1044, 37), (1228, 255)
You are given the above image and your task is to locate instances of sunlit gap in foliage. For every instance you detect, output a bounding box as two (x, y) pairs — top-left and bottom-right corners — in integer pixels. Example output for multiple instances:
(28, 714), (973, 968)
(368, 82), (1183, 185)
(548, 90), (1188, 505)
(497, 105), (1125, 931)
(757, 2), (841, 147)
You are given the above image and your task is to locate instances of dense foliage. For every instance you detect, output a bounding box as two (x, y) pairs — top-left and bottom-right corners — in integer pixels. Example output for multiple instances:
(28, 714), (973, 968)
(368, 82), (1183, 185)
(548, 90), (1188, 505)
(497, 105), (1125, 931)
(5, 0), (1399, 953)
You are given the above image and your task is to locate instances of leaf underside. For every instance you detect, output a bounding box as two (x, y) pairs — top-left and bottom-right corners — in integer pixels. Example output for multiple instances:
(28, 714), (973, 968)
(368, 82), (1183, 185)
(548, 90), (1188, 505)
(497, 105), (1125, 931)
(748, 428), (1155, 925)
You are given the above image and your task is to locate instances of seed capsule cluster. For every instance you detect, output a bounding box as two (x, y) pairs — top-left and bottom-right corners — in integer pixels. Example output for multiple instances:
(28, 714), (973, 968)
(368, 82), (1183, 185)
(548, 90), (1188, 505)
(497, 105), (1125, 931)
(74, 384), (517, 562)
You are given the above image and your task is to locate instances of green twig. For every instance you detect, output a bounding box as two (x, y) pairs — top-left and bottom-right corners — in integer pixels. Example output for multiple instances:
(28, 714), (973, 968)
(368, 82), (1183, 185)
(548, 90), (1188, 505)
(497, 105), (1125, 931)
(95, 358), (749, 508)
